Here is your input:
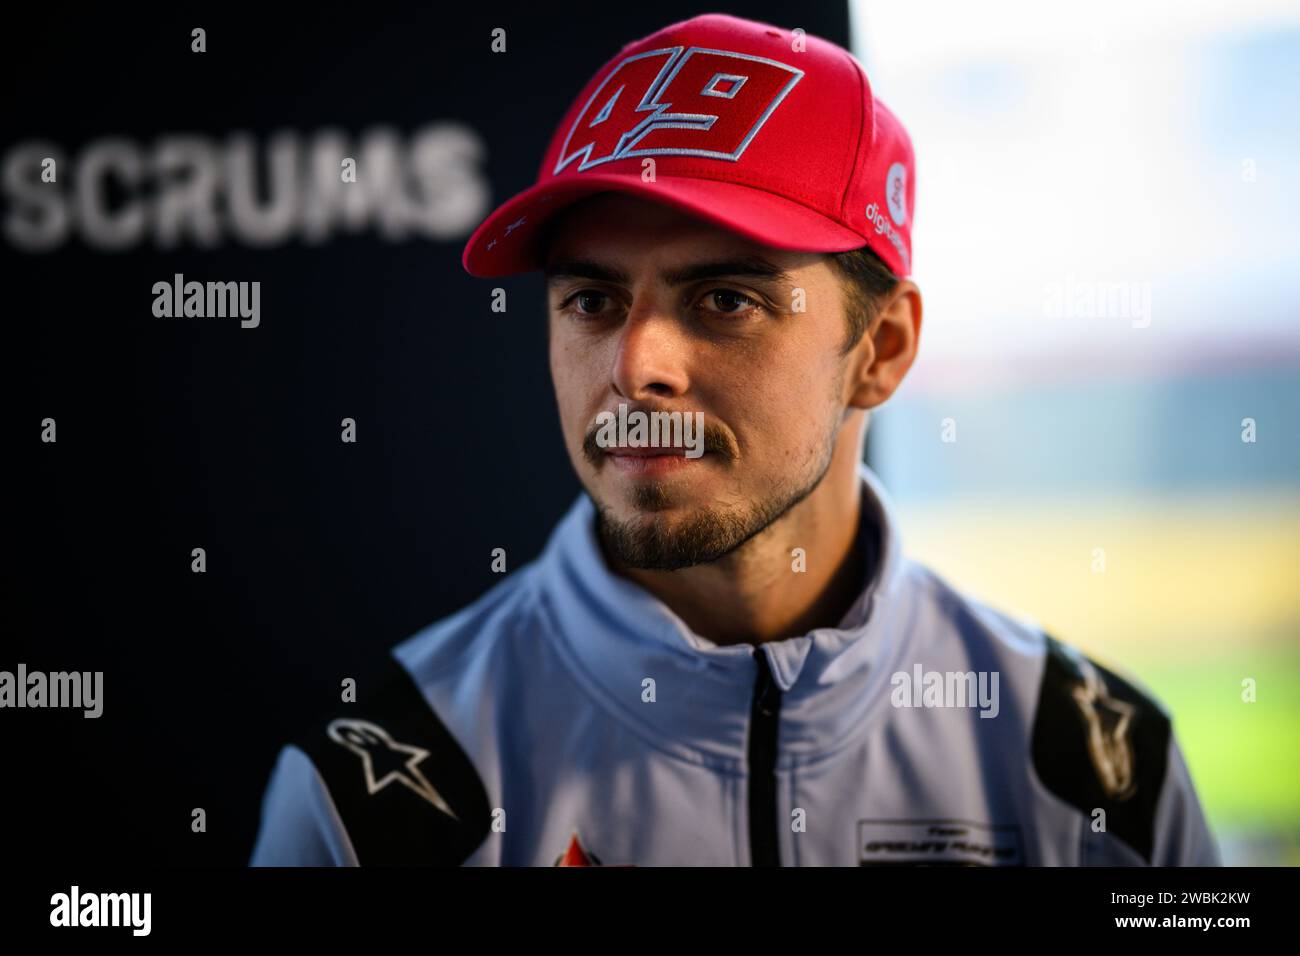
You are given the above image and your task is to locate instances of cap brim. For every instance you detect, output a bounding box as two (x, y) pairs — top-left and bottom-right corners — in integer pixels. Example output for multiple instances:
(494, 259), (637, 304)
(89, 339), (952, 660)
(461, 172), (868, 277)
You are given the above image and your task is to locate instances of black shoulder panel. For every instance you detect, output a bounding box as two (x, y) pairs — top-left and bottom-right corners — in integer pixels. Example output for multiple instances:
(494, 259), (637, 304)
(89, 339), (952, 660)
(1030, 633), (1171, 863)
(292, 651), (493, 865)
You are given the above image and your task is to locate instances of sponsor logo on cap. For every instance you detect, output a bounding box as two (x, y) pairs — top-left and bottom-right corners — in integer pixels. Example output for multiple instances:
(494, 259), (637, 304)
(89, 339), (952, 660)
(886, 161), (907, 226)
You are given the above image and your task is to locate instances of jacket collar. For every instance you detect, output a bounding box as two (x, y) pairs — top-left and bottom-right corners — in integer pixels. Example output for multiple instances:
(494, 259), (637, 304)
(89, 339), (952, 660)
(537, 461), (911, 765)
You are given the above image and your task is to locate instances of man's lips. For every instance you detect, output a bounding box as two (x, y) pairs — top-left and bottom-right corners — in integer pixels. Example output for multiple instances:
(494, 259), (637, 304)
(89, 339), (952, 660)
(603, 446), (704, 475)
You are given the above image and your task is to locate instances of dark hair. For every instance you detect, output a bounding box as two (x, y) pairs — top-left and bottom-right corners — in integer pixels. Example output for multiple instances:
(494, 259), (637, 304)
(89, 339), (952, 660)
(825, 245), (900, 354)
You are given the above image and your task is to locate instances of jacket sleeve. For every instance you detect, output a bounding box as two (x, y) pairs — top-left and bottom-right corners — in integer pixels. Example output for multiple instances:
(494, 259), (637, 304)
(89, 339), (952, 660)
(248, 745), (359, 866)
(1151, 732), (1221, 866)
(247, 648), (494, 866)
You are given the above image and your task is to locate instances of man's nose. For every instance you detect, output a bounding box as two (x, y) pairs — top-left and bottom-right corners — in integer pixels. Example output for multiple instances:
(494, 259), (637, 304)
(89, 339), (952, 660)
(610, 299), (691, 401)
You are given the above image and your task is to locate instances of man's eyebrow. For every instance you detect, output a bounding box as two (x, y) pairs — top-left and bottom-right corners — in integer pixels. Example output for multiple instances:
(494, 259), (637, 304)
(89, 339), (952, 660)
(660, 256), (793, 287)
(543, 255), (793, 287)
(543, 259), (629, 284)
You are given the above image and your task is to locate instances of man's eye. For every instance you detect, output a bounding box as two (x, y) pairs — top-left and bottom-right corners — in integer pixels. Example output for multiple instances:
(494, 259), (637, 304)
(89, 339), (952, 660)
(561, 290), (609, 316)
(699, 289), (759, 315)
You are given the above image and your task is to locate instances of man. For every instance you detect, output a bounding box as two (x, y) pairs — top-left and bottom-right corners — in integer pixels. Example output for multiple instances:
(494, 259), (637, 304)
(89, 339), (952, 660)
(250, 13), (1219, 866)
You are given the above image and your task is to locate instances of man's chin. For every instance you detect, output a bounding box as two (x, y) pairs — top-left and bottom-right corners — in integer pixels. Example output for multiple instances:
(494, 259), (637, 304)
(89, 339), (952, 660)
(590, 498), (756, 572)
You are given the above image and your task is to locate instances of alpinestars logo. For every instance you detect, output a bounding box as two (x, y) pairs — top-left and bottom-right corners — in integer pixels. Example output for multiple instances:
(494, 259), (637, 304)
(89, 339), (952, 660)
(553, 46), (803, 174)
(327, 718), (459, 818)
(1069, 658), (1138, 801)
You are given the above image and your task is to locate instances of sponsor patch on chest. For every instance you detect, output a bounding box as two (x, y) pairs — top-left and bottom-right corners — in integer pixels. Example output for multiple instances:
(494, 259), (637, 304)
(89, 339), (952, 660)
(857, 819), (1023, 866)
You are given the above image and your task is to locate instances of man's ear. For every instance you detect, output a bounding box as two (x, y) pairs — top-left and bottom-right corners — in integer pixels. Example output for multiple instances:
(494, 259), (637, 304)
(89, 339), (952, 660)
(847, 280), (922, 410)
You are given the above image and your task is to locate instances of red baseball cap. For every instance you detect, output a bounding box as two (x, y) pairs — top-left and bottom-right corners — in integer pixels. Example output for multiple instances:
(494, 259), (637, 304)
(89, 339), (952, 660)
(461, 13), (915, 278)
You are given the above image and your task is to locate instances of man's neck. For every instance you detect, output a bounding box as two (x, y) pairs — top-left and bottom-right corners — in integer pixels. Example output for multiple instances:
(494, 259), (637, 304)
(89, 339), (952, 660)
(606, 461), (873, 646)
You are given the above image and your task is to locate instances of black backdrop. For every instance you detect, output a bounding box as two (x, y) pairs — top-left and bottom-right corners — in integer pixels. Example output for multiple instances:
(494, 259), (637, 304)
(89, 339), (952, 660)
(5, 2), (852, 864)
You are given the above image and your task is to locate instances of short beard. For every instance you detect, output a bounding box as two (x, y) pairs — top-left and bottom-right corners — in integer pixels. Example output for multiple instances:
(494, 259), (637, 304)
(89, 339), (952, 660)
(591, 438), (837, 572)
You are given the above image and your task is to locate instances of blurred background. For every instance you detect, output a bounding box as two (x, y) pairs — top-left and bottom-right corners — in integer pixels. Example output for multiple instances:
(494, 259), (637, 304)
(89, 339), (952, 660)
(5, 1), (1296, 866)
(4, 0), (851, 866)
(856, 0), (1300, 864)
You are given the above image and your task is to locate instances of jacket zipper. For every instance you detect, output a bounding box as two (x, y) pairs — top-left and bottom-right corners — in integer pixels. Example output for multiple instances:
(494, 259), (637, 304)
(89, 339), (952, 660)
(747, 647), (782, 866)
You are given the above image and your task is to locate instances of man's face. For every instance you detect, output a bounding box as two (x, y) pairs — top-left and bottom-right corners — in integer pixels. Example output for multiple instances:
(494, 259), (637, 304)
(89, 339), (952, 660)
(545, 193), (858, 571)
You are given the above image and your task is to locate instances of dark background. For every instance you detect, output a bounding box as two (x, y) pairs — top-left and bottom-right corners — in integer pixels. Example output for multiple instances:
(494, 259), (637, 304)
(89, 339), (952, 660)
(5, 2), (851, 864)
